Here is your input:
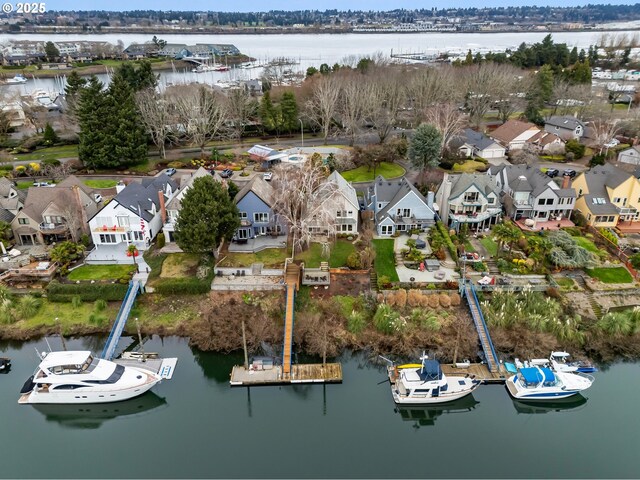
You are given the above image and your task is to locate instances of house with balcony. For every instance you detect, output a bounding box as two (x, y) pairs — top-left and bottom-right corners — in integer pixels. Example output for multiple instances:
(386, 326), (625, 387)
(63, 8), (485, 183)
(487, 164), (576, 230)
(87, 174), (177, 262)
(11, 179), (100, 246)
(364, 176), (436, 236)
(436, 173), (502, 231)
(572, 163), (640, 232)
(163, 167), (211, 244)
(233, 176), (288, 244)
(306, 171), (360, 236)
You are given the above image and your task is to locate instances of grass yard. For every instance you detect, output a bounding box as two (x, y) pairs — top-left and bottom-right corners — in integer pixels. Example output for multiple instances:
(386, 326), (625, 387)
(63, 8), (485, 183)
(585, 267), (634, 284)
(217, 248), (288, 268)
(463, 240), (476, 253)
(480, 236), (498, 257)
(160, 253), (202, 278)
(554, 277), (576, 289)
(452, 160), (487, 173)
(372, 239), (399, 282)
(296, 239), (356, 268)
(18, 299), (120, 330)
(16, 180), (32, 190)
(572, 236), (600, 253)
(67, 264), (135, 281)
(341, 162), (405, 182)
(13, 145), (78, 162)
(84, 179), (118, 189)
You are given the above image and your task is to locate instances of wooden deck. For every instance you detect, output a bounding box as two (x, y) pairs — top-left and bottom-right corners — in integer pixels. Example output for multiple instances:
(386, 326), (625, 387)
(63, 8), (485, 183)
(230, 363), (342, 386)
(441, 363), (507, 384)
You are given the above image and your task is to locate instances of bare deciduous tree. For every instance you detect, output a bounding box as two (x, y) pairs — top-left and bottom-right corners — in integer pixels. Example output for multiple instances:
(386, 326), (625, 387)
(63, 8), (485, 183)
(364, 67), (406, 143)
(491, 66), (532, 124)
(272, 163), (338, 253)
(425, 103), (467, 156)
(589, 109), (621, 152)
(226, 87), (258, 142)
(338, 71), (372, 146)
(136, 89), (176, 159)
(43, 161), (74, 180)
(407, 66), (460, 126)
(462, 63), (508, 127)
(21, 102), (47, 133)
(305, 74), (341, 144)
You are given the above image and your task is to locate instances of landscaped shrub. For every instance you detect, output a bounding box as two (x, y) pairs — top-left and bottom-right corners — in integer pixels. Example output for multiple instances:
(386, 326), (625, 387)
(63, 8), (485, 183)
(410, 308), (441, 331)
(152, 277), (212, 295)
(436, 221), (457, 259)
(46, 280), (129, 302)
(156, 233), (166, 249)
(599, 228), (618, 247)
(347, 310), (366, 334)
(346, 252), (361, 269)
(17, 295), (41, 319)
(71, 296), (83, 308)
(427, 294), (440, 309)
(565, 139), (585, 159)
(88, 313), (108, 326)
(94, 299), (107, 312)
(449, 292), (461, 306)
(373, 303), (402, 334)
(439, 293), (451, 308)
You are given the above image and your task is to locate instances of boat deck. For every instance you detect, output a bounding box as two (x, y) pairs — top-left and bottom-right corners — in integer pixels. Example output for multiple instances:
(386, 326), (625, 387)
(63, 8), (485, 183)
(230, 363), (342, 386)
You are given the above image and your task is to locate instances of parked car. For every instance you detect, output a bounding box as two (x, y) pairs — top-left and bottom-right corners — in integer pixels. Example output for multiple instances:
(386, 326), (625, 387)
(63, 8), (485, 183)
(563, 169), (577, 178)
(164, 168), (177, 176)
(33, 181), (51, 187)
(545, 168), (559, 178)
(263, 172), (273, 181)
(604, 139), (620, 149)
(219, 169), (233, 178)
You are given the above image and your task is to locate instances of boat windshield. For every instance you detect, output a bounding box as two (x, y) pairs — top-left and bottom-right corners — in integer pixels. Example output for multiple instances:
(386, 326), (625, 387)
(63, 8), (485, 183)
(48, 355), (98, 375)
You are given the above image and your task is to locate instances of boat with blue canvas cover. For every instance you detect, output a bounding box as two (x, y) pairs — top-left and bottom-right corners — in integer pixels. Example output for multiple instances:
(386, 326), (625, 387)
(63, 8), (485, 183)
(387, 354), (481, 405)
(549, 351), (597, 374)
(506, 366), (593, 401)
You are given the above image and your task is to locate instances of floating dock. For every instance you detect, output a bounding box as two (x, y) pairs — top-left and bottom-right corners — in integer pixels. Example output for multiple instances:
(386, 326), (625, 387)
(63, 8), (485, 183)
(230, 363), (342, 386)
(441, 363), (507, 384)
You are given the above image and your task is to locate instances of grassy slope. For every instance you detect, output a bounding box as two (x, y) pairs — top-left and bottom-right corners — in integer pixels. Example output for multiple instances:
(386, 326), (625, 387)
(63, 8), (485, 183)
(372, 239), (399, 281)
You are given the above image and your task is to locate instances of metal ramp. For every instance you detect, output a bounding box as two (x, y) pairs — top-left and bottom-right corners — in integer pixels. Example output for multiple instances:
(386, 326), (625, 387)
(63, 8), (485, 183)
(101, 280), (141, 361)
(463, 280), (500, 373)
(282, 262), (300, 377)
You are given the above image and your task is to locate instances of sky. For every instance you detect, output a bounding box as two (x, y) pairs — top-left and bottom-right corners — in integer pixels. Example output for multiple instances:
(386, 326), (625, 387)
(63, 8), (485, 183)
(40, 0), (640, 12)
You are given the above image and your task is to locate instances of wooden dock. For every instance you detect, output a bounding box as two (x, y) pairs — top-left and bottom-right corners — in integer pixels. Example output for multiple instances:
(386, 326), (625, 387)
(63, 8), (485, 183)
(441, 363), (508, 384)
(230, 363), (342, 386)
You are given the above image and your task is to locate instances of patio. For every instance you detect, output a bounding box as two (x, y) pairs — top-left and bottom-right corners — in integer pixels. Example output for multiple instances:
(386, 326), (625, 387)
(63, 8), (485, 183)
(86, 244), (150, 273)
(515, 218), (575, 232)
(396, 264), (459, 283)
(228, 235), (288, 253)
(615, 221), (640, 234)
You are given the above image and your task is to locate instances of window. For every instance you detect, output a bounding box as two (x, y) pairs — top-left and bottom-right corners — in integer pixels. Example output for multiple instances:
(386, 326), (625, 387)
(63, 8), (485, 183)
(546, 198), (553, 205)
(18, 218), (28, 225)
(587, 214), (592, 221)
(559, 198), (564, 205)
(99, 234), (117, 244)
(613, 197), (621, 204)
(488, 197), (494, 204)
(237, 229), (249, 239)
(578, 189), (583, 196)
(608, 215), (616, 222)
(337, 211), (342, 217)
(133, 231), (144, 241)
(464, 192), (479, 203)
(381, 225), (393, 235)
(254, 212), (269, 223)
(239, 212), (247, 219)
(117, 216), (130, 227)
(538, 198), (545, 205)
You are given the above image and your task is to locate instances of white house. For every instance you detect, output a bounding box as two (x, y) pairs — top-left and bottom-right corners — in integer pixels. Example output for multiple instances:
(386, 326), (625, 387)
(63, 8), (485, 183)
(618, 146), (640, 166)
(307, 171), (360, 235)
(88, 174), (178, 262)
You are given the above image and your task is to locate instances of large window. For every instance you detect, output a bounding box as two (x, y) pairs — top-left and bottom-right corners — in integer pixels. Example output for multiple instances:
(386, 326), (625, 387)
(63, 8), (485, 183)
(239, 211), (247, 219)
(254, 212), (269, 223)
(18, 218), (28, 225)
(381, 225), (393, 235)
(464, 192), (479, 203)
(133, 231), (144, 241)
(99, 234), (117, 244)
(117, 216), (130, 227)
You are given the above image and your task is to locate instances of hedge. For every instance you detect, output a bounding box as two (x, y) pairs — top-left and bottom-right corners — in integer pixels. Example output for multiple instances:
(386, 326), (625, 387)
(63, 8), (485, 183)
(437, 221), (458, 260)
(151, 276), (212, 295)
(46, 280), (129, 302)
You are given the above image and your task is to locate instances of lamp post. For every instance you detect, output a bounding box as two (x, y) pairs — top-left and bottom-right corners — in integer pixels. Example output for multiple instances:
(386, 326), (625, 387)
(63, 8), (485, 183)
(299, 119), (304, 149)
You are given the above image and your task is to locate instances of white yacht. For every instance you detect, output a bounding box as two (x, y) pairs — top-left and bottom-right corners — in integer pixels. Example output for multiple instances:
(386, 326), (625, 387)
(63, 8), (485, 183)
(6, 74), (27, 84)
(506, 366), (593, 401)
(549, 351), (597, 374)
(388, 355), (481, 404)
(18, 351), (161, 405)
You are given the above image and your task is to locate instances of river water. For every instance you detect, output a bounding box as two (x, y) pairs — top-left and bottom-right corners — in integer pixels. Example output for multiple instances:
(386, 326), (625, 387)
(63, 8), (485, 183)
(1, 335), (639, 478)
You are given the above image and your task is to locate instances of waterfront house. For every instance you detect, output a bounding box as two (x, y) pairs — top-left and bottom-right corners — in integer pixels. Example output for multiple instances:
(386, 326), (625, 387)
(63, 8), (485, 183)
(490, 120), (541, 151)
(617, 146), (640, 166)
(162, 167), (212, 243)
(307, 171), (360, 235)
(544, 115), (586, 140)
(436, 173), (502, 231)
(233, 176), (287, 241)
(487, 164), (576, 228)
(572, 163), (640, 232)
(364, 176), (436, 236)
(11, 178), (100, 246)
(452, 128), (506, 159)
(87, 175), (177, 260)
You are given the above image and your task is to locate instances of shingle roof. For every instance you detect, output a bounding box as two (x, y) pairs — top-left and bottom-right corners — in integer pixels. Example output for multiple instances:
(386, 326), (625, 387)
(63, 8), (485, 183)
(113, 174), (178, 222)
(457, 128), (501, 151)
(56, 175), (93, 196)
(491, 120), (539, 144)
(0, 208), (14, 223)
(583, 194), (619, 215)
(489, 164), (575, 198)
(583, 164), (633, 195)
(0, 177), (15, 197)
(21, 187), (80, 223)
(234, 175), (276, 207)
(448, 173), (499, 200)
(373, 176), (433, 222)
(545, 115), (585, 131)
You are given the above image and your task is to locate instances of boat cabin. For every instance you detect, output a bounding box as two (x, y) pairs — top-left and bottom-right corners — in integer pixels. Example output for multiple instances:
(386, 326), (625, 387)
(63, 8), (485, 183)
(38, 351), (96, 377)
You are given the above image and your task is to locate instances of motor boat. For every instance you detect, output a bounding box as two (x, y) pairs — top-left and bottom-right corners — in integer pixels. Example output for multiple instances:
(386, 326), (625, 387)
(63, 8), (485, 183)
(505, 366), (593, 401)
(0, 357), (10, 371)
(18, 350), (162, 405)
(387, 354), (481, 404)
(549, 351), (597, 373)
(5, 74), (27, 84)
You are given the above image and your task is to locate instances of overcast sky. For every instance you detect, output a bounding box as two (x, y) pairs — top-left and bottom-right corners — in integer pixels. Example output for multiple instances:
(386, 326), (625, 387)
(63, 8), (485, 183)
(41, 0), (638, 12)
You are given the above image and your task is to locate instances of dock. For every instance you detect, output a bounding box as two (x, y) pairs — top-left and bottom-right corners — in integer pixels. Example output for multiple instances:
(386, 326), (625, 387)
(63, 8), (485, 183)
(441, 363), (507, 384)
(230, 363), (342, 386)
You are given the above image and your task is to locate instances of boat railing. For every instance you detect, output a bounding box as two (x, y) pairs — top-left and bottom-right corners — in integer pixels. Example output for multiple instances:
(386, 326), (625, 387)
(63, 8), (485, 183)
(574, 371), (595, 383)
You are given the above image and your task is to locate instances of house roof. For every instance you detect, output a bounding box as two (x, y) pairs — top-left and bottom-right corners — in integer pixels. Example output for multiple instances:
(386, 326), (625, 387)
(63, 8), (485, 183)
(448, 173), (500, 201)
(489, 164), (576, 198)
(234, 175), (276, 207)
(459, 128), (501, 151)
(167, 167), (211, 211)
(0, 177), (15, 197)
(545, 115), (585, 130)
(0, 208), (14, 223)
(372, 176), (433, 222)
(247, 144), (279, 159)
(20, 187), (80, 224)
(491, 120), (539, 144)
(583, 163), (633, 194)
(327, 171), (359, 210)
(582, 194), (620, 215)
(112, 174), (178, 222)
(56, 175), (93, 196)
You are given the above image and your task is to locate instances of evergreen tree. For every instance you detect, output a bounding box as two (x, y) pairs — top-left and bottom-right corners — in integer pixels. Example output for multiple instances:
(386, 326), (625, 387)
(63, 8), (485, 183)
(569, 47), (579, 64)
(77, 76), (109, 169)
(306, 66), (318, 77)
(44, 41), (60, 62)
(280, 91), (299, 134)
(63, 70), (87, 118)
(227, 180), (239, 200)
(578, 49), (587, 63)
(536, 65), (555, 103)
(568, 61), (592, 84)
(465, 49), (473, 65)
(135, 60), (158, 90)
(319, 63), (330, 75)
(259, 91), (275, 132)
(175, 176), (240, 252)
(43, 123), (58, 146)
(407, 123), (442, 173)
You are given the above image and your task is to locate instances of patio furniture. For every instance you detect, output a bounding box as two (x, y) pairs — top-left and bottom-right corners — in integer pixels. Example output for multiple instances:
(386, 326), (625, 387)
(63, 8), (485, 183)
(434, 270), (446, 280)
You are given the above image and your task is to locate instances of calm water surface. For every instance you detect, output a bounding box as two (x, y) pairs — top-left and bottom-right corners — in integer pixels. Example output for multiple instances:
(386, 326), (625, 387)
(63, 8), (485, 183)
(1, 336), (639, 479)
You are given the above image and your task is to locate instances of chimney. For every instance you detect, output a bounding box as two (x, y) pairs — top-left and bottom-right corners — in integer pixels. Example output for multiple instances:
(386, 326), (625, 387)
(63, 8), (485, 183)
(116, 182), (125, 194)
(562, 174), (571, 189)
(158, 190), (167, 224)
(427, 191), (434, 209)
(73, 185), (89, 236)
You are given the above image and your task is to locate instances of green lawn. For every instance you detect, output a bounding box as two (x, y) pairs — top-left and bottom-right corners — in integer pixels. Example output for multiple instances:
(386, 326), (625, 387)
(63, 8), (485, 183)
(84, 179), (118, 189)
(585, 267), (634, 284)
(296, 239), (356, 268)
(452, 160), (487, 173)
(13, 145), (78, 162)
(480, 236), (498, 257)
(18, 299), (119, 330)
(160, 253), (202, 278)
(217, 248), (288, 268)
(16, 180), (32, 190)
(67, 264), (136, 281)
(372, 239), (399, 282)
(341, 162), (405, 182)
(572, 236), (599, 253)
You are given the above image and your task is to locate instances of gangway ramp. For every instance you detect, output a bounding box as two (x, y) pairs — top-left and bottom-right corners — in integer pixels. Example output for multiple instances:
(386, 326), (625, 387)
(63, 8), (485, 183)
(463, 281), (500, 373)
(282, 262), (300, 377)
(100, 280), (141, 361)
